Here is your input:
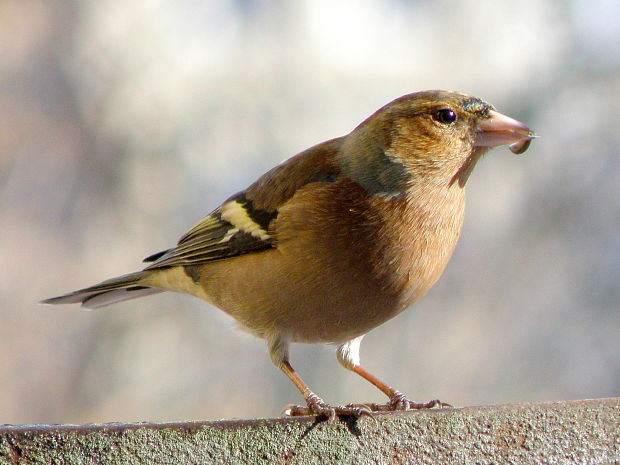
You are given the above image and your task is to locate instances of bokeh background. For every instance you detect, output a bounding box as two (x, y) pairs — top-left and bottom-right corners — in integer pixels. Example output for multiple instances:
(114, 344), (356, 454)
(1, 0), (619, 424)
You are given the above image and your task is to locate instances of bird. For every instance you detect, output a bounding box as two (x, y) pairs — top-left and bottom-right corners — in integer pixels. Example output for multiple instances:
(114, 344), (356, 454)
(42, 90), (535, 420)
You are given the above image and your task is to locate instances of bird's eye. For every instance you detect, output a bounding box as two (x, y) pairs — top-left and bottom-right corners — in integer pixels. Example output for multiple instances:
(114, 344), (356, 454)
(434, 108), (458, 125)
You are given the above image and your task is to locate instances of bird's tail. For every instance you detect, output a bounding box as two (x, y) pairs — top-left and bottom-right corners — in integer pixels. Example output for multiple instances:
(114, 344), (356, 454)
(41, 271), (163, 310)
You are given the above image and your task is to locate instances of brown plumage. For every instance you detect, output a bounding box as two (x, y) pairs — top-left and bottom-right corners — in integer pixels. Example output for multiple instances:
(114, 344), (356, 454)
(42, 90), (535, 419)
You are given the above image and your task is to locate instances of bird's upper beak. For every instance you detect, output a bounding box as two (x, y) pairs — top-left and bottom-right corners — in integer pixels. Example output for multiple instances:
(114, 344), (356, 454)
(475, 110), (536, 154)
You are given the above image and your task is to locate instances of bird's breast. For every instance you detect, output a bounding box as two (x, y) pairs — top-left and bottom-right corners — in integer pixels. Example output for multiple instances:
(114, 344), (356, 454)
(199, 181), (466, 344)
(355, 185), (466, 310)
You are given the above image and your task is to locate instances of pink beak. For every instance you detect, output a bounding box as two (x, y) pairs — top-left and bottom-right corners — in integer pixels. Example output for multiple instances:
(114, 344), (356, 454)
(476, 110), (536, 154)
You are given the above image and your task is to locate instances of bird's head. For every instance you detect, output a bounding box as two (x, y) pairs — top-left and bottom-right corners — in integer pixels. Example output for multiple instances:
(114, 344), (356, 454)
(340, 90), (535, 195)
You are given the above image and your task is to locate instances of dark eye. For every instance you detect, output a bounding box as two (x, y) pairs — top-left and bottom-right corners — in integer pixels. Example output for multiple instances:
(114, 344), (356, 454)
(434, 108), (458, 125)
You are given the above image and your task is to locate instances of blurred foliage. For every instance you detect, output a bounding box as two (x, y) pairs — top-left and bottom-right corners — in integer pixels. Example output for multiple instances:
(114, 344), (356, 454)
(1, 0), (619, 423)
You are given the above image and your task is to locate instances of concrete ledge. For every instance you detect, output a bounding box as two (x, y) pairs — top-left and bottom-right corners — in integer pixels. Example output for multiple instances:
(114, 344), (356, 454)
(1, 398), (619, 464)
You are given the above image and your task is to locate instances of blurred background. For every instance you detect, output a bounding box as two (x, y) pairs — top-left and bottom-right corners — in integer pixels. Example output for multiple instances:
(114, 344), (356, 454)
(1, 0), (619, 424)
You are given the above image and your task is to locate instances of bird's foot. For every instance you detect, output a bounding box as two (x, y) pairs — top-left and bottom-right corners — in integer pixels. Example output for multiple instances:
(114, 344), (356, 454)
(284, 393), (373, 421)
(389, 391), (451, 410)
(358, 391), (452, 412)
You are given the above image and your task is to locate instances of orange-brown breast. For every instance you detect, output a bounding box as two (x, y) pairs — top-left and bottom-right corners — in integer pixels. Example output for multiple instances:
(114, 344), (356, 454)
(198, 179), (466, 344)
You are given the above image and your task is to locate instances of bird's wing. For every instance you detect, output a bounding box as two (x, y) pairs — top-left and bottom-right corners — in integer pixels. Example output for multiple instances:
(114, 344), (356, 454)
(143, 138), (343, 270)
(142, 199), (274, 268)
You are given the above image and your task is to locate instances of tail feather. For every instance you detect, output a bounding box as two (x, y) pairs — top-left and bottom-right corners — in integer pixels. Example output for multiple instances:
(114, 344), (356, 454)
(41, 271), (163, 310)
(81, 286), (163, 309)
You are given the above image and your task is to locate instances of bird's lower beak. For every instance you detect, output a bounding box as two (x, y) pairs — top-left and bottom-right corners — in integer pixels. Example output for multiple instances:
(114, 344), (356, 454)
(475, 110), (536, 154)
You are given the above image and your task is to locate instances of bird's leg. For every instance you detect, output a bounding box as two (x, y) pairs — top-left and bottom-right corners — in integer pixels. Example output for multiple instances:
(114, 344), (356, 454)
(269, 335), (372, 420)
(349, 364), (449, 411)
(337, 337), (451, 412)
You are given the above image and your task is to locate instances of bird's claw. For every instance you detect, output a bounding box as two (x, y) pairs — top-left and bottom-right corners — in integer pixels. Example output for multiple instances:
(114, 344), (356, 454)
(283, 394), (375, 421)
(348, 392), (452, 412)
(388, 391), (451, 410)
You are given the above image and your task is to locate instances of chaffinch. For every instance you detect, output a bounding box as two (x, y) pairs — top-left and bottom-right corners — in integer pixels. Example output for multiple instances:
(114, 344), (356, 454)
(43, 90), (535, 420)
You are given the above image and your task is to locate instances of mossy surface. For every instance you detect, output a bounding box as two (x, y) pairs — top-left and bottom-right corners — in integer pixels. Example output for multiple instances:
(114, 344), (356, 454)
(1, 398), (619, 464)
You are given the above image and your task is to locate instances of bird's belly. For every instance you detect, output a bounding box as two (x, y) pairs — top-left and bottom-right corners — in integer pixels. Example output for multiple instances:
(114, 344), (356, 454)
(197, 247), (433, 344)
